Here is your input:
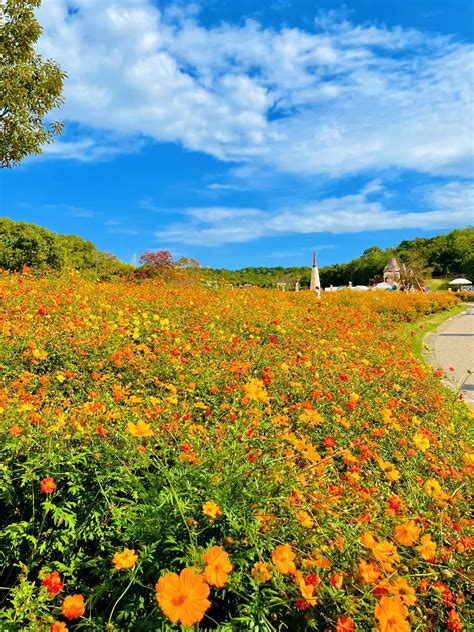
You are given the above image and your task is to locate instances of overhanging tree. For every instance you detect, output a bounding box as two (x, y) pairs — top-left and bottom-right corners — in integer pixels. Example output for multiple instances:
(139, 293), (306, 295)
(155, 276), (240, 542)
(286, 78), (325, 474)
(0, 0), (65, 167)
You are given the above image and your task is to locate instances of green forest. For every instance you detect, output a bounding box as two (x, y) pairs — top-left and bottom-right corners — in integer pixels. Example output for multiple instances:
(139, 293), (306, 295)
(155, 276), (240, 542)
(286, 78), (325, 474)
(204, 228), (474, 287)
(0, 217), (472, 287)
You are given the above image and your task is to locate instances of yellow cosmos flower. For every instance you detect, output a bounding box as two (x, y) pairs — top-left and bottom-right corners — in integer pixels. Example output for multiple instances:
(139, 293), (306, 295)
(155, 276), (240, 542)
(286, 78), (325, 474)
(463, 452), (474, 467)
(113, 548), (138, 571)
(126, 420), (154, 437)
(413, 432), (430, 452)
(424, 478), (449, 501)
(377, 458), (401, 482)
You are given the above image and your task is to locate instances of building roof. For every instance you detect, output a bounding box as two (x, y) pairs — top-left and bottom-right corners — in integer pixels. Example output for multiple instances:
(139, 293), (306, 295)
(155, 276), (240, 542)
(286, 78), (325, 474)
(384, 257), (400, 272)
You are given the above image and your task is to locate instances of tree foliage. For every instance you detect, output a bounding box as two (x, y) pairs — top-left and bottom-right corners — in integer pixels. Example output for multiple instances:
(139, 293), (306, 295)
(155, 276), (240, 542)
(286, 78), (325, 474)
(0, 0), (65, 167)
(0, 218), (131, 278)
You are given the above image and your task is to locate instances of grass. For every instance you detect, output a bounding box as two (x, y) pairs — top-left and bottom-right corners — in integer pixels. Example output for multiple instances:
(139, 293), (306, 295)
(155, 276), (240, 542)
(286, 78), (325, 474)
(426, 279), (451, 291)
(403, 301), (468, 361)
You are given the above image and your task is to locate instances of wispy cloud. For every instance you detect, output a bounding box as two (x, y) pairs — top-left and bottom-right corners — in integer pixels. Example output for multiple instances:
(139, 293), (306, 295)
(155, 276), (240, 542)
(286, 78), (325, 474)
(65, 205), (99, 219)
(156, 180), (474, 246)
(36, 1), (473, 178)
(262, 245), (336, 260)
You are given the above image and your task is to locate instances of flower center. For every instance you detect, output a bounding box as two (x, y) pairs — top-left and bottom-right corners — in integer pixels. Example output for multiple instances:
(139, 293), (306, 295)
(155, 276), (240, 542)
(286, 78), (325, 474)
(172, 592), (187, 607)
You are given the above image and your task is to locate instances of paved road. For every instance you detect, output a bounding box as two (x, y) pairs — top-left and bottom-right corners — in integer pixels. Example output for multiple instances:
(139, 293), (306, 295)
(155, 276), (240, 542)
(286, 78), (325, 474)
(424, 307), (474, 408)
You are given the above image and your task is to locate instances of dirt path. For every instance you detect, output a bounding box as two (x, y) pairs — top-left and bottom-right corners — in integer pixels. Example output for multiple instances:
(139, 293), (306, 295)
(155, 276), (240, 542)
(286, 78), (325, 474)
(424, 307), (474, 408)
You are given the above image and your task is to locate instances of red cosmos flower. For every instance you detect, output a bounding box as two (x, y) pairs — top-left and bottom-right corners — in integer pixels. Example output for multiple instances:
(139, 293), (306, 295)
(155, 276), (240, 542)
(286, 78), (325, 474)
(330, 573), (343, 589)
(305, 574), (320, 586)
(387, 495), (401, 511)
(433, 582), (455, 607)
(40, 477), (56, 494)
(295, 598), (311, 611)
(41, 570), (64, 595)
(96, 425), (107, 436)
(323, 436), (336, 449)
(336, 616), (355, 632)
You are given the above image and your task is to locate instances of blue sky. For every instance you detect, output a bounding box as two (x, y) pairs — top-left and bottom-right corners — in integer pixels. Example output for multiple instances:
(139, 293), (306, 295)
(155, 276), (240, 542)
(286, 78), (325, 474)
(1, 0), (473, 269)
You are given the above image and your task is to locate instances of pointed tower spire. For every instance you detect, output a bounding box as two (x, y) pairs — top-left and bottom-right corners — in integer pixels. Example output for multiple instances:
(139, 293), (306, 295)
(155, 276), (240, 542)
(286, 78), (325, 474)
(310, 251), (321, 296)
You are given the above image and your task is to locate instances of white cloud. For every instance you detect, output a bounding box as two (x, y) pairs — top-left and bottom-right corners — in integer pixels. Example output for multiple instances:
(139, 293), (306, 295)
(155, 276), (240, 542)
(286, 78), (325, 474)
(155, 180), (474, 246)
(35, 1), (473, 178)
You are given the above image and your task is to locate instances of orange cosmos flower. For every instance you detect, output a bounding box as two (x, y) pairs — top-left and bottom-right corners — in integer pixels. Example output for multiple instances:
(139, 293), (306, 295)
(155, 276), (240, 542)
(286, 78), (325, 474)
(361, 531), (377, 549)
(298, 578), (317, 606)
(243, 378), (269, 403)
(391, 578), (416, 607)
(202, 501), (222, 520)
(61, 594), (85, 620)
(251, 561), (272, 583)
(272, 544), (296, 575)
(112, 548), (138, 571)
(395, 520), (421, 546)
(155, 568), (211, 628)
(359, 559), (381, 583)
(295, 509), (315, 528)
(203, 546), (233, 587)
(447, 609), (463, 631)
(41, 570), (64, 595)
(126, 420), (154, 437)
(372, 540), (400, 572)
(50, 623), (68, 632)
(417, 534), (436, 562)
(336, 616), (355, 632)
(40, 477), (56, 494)
(374, 596), (410, 632)
(378, 578), (417, 607)
(9, 425), (22, 437)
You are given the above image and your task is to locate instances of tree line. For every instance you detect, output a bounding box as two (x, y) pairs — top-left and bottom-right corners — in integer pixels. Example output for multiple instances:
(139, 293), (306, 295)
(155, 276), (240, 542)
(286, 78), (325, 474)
(0, 218), (472, 286)
(204, 228), (473, 288)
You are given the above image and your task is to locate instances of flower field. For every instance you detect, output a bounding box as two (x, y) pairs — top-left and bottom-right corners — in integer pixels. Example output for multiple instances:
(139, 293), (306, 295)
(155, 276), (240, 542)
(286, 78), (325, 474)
(0, 273), (472, 631)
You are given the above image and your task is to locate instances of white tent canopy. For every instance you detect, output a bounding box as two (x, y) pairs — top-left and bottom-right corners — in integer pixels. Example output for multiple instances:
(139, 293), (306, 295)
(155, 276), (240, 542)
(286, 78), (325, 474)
(449, 278), (472, 285)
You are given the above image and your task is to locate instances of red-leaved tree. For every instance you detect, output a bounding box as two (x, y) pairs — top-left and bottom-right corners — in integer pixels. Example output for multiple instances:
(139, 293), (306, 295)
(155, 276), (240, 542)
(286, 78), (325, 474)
(137, 250), (174, 279)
